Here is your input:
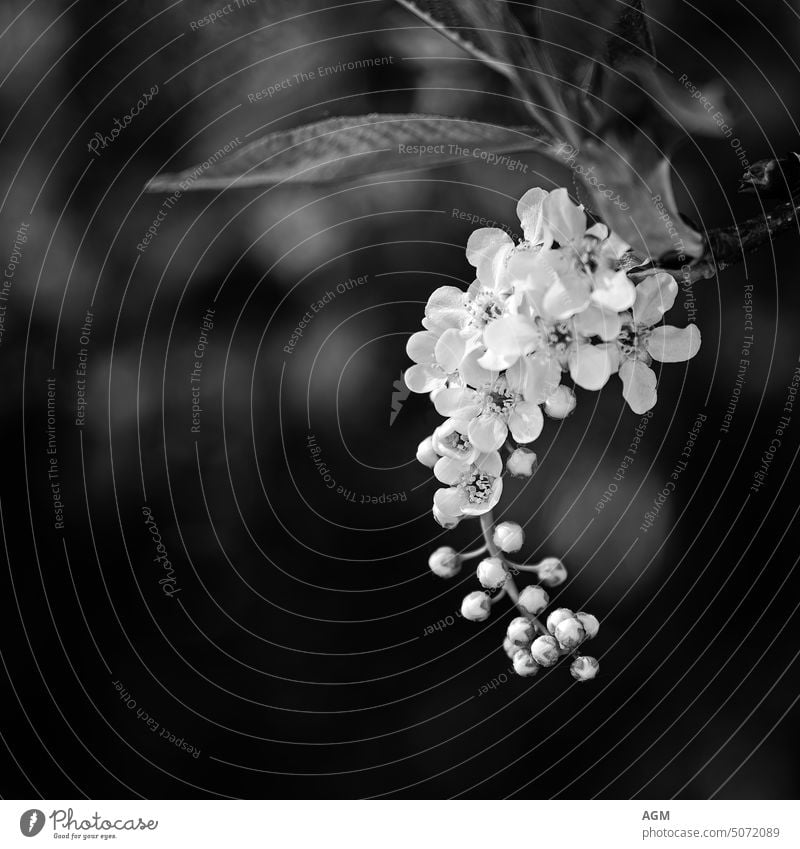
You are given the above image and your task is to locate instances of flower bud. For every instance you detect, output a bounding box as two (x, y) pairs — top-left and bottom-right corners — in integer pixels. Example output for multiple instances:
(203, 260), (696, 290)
(502, 636), (518, 659)
(576, 611), (600, 640)
(536, 556), (567, 587)
(546, 607), (574, 635)
(512, 649), (540, 677)
(476, 556), (507, 589)
(493, 521), (524, 553)
(518, 584), (549, 616)
(432, 505), (460, 529)
(427, 546), (461, 578)
(416, 435), (439, 468)
(545, 385), (576, 419)
(461, 591), (491, 622)
(506, 447), (537, 477)
(554, 617), (585, 650)
(507, 616), (535, 648)
(530, 634), (561, 667)
(570, 655), (599, 681)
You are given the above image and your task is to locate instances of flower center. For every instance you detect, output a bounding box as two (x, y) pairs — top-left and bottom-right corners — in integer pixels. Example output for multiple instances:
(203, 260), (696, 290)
(617, 325), (652, 363)
(484, 387), (516, 417)
(548, 322), (573, 354)
(442, 430), (472, 457)
(466, 288), (503, 329)
(460, 469), (495, 504)
(580, 235), (601, 272)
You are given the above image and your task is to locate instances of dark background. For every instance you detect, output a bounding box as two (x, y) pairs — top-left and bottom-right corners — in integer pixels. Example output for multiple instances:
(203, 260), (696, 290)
(0, 0), (799, 799)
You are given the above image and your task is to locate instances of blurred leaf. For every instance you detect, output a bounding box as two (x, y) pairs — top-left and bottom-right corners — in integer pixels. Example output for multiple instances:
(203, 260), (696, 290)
(145, 114), (554, 192)
(386, 1), (704, 261)
(510, 0), (656, 92)
(603, 63), (734, 147)
(392, 0), (569, 140)
(395, 0), (533, 80)
(579, 139), (704, 260)
(605, 0), (656, 68)
(592, 62), (731, 259)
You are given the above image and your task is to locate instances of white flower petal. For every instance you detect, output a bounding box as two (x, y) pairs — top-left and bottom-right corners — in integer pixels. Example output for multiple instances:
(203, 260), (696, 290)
(404, 363), (444, 393)
(504, 248), (555, 304)
(434, 456), (467, 485)
(434, 327), (467, 372)
(474, 451), (502, 478)
(466, 227), (513, 266)
(433, 387), (481, 419)
(591, 268), (635, 312)
(507, 352), (562, 404)
(481, 314), (540, 370)
(619, 358), (657, 414)
(585, 222), (608, 241)
(468, 414), (508, 452)
(406, 330), (437, 364)
(646, 324), (701, 362)
(568, 343), (613, 391)
(424, 286), (466, 333)
(516, 187), (548, 244)
(572, 305), (622, 341)
(434, 486), (465, 517)
(508, 401), (544, 443)
(632, 272), (678, 327)
(602, 341), (622, 374)
(432, 505), (461, 528)
(542, 187), (586, 246)
(542, 275), (591, 321)
(460, 348), (497, 389)
(466, 228), (514, 286)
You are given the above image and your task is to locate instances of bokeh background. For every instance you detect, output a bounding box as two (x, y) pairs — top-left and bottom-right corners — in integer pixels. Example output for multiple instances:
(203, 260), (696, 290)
(1, 0), (799, 799)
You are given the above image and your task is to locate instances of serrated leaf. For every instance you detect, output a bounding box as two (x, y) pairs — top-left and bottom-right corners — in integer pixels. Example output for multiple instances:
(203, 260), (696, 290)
(145, 114), (554, 192)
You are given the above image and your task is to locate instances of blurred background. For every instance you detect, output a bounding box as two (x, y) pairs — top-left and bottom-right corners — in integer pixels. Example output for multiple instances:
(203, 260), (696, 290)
(0, 0), (799, 799)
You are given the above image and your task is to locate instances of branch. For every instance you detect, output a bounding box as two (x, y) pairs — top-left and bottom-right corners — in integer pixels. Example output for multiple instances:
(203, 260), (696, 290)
(687, 154), (800, 282)
(688, 194), (800, 282)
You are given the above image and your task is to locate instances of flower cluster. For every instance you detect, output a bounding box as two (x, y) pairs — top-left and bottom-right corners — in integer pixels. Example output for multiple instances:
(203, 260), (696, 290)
(409, 187), (702, 678)
(428, 526), (600, 681)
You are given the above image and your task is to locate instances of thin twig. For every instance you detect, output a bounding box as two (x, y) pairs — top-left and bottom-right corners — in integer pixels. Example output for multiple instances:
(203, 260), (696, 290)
(688, 195), (800, 282)
(479, 511), (547, 635)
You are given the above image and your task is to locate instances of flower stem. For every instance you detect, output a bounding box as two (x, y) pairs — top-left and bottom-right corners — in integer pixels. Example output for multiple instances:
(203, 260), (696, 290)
(479, 511), (501, 557)
(505, 562), (539, 573)
(479, 511), (547, 636)
(490, 587), (507, 606)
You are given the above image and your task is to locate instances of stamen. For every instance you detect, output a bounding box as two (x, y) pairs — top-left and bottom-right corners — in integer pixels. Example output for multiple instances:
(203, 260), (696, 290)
(466, 289), (503, 328)
(548, 322), (573, 354)
(443, 430), (471, 456)
(461, 470), (494, 504)
(617, 325), (651, 362)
